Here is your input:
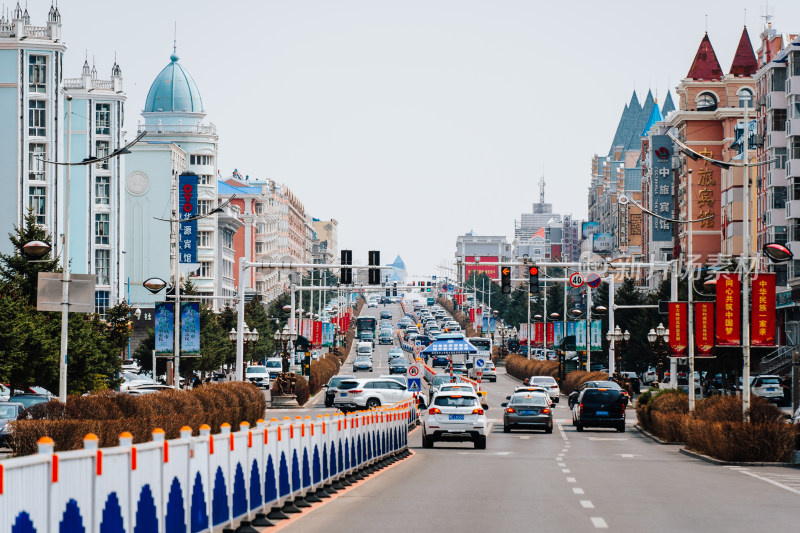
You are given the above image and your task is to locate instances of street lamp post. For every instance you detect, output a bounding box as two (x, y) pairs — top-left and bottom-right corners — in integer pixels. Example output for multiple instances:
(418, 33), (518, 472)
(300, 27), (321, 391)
(273, 325), (298, 373)
(229, 325), (260, 368)
(647, 324), (670, 384)
(606, 325), (630, 380)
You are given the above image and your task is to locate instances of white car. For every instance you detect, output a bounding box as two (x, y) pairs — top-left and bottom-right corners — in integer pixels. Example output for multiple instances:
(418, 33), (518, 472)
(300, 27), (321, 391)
(265, 357), (283, 378)
(245, 365), (270, 389)
(333, 377), (412, 411)
(367, 301), (378, 308)
(468, 361), (497, 381)
(434, 383), (476, 400)
(422, 391), (487, 449)
(119, 371), (155, 391)
(751, 375), (783, 403)
(528, 376), (560, 403)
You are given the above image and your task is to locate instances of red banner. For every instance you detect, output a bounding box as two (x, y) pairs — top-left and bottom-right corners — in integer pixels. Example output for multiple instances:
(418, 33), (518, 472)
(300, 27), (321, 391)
(469, 308), (476, 322)
(546, 322), (554, 345)
(668, 302), (687, 355)
(533, 323), (544, 345)
(465, 256), (499, 280)
(694, 302), (714, 355)
(715, 273), (741, 346)
(751, 273), (776, 346)
(312, 321), (322, 345)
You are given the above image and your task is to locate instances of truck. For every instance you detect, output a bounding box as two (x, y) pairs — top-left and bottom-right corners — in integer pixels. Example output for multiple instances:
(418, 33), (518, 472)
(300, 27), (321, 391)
(466, 337), (492, 369)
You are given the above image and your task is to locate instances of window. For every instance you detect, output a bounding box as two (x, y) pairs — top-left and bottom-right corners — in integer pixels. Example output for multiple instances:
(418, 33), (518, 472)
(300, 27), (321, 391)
(95, 176), (110, 205)
(189, 154), (213, 166)
(198, 230), (211, 247)
(792, 139), (800, 161)
(255, 203), (264, 214)
(198, 174), (212, 185)
(28, 186), (46, 224)
(696, 92), (717, 112)
(28, 144), (46, 181)
(775, 147), (787, 170)
(197, 200), (211, 215)
(792, 52), (800, 77)
(94, 290), (110, 317)
(792, 95), (800, 120)
(771, 68), (786, 92)
(772, 186), (788, 209)
(95, 103), (111, 135)
(95, 249), (110, 285)
(198, 261), (213, 278)
(95, 141), (109, 170)
(28, 100), (46, 136)
(771, 109), (787, 131)
(738, 89), (753, 108)
(256, 242), (264, 254)
(222, 230), (233, 249)
(28, 55), (46, 93)
(95, 213), (109, 244)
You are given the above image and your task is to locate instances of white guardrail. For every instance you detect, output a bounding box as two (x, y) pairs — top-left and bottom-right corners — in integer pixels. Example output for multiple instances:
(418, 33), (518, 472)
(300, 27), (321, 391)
(1, 400), (416, 532)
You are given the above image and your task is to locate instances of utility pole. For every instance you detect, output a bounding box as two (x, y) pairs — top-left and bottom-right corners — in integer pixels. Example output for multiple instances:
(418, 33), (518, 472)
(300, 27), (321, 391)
(58, 95), (72, 403)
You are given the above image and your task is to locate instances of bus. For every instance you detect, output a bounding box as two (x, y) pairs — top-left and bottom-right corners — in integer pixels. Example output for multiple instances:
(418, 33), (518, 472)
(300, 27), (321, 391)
(356, 316), (377, 341)
(467, 337), (492, 369)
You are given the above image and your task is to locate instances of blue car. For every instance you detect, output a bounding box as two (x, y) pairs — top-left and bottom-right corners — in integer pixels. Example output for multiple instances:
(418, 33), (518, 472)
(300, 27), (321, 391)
(432, 355), (450, 368)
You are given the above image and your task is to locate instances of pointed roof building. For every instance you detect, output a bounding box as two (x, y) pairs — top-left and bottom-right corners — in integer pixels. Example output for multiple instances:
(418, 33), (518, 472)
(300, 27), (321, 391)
(627, 90), (655, 150)
(729, 27), (758, 77)
(641, 99), (663, 136)
(686, 33), (723, 80)
(661, 91), (676, 116)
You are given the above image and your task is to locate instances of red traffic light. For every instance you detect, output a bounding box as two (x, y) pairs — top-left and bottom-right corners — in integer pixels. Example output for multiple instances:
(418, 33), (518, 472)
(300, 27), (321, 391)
(529, 266), (538, 276)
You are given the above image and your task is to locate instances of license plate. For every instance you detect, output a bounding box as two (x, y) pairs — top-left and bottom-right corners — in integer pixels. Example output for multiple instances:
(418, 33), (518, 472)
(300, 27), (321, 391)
(448, 414), (465, 420)
(520, 410), (537, 415)
(596, 410), (608, 416)
(766, 388), (776, 392)
(340, 393), (347, 397)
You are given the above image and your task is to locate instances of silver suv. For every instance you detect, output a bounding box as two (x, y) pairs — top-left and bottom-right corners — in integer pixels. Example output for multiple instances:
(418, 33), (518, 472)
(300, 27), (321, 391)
(333, 378), (412, 411)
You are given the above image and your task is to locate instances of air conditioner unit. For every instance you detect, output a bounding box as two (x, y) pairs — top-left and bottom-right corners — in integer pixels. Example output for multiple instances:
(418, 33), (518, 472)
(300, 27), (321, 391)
(758, 95), (766, 107)
(752, 134), (764, 147)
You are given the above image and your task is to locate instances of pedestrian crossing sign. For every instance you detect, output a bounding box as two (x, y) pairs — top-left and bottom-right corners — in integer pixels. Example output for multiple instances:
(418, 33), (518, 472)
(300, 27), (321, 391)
(407, 378), (421, 392)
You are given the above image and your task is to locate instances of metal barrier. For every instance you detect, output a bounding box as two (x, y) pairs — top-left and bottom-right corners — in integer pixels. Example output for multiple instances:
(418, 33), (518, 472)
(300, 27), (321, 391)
(0, 400), (416, 533)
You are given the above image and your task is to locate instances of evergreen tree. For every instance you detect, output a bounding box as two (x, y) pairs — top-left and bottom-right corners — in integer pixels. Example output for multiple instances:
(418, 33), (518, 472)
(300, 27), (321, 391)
(0, 209), (61, 305)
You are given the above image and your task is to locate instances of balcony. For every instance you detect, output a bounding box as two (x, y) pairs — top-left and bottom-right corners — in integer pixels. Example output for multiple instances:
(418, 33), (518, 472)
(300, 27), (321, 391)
(770, 207), (786, 227)
(788, 159), (800, 178)
(785, 200), (800, 219)
(769, 168), (787, 187)
(789, 118), (800, 137)
(767, 91), (787, 110)
(769, 131), (787, 148)
(787, 76), (800, 95)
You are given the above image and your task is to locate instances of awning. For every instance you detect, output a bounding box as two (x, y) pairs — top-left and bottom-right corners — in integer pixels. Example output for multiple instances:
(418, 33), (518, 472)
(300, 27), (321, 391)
(421, 338), (478, 356)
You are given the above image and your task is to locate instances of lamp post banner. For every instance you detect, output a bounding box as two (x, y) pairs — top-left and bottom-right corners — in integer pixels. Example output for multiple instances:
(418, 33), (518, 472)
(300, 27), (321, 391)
(715, 273), (741, 346)
(668, 302), (687, 355)
(694, 302), (714, 355)
(155, 302), (174, 356)
(534, 323), (543, 345)
(180, 302), (200, 356)
(312, 321), (323, 346)
(590, 321), (602, 351)
(519, 323), (528, 343)
(751, 273), (776, 347)
(469, 308), (476, 322)
(178, 173), (198, 265)
(553, 322), (564, 346)
(546, 322), (554, 345)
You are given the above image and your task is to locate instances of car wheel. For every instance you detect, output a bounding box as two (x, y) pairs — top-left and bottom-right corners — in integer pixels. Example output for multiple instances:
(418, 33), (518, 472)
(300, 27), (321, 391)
(503, 424), (510, 433)
(576, 423), (584, 432)
(617, 423), (626, 433)
(474, 435), (487, 449)
(545, 426), (553, 434)
(366, 398), (381, 409)
(422, 433), (433, 448)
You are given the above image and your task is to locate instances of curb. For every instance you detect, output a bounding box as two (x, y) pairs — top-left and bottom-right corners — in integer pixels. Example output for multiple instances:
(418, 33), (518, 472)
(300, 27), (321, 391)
(678, 447), (800, 468)
(633, 424), (684, 446)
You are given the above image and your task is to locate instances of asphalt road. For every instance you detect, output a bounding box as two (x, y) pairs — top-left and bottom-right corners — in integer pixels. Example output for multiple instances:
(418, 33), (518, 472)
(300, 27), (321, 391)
(266, 303), (800, 532)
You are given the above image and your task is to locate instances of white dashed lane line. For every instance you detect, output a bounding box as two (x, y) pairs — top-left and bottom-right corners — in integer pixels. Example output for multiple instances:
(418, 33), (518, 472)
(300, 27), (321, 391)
(591, 517), (609, 529)
(572, 488), (584, 495)
(580, 500), (595, 509)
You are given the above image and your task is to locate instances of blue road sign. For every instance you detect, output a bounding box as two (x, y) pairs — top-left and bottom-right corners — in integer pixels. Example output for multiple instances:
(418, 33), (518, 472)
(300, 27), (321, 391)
(475, 357), (486, 369)
(407, 378), (422, 392)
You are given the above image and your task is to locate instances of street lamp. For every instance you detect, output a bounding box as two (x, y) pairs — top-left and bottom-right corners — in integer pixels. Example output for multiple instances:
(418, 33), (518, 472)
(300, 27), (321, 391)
(647, 323), (670, 383)
(273, 325), (298, 373)
(229, 325), (260, 368)
(606, 325), (630, 379)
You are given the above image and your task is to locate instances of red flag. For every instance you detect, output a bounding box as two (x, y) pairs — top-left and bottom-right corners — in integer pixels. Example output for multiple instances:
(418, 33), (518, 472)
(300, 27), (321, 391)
(751, 273), (776, 346)
(668, 302), (687, 355)
(694, 302), (714, 355)
(715, 273), (741, 346)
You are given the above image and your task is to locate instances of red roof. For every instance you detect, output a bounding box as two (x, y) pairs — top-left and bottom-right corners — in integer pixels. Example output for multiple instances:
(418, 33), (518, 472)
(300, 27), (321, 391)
(686, 33), (723, 80)
(729, 27), (757, 77)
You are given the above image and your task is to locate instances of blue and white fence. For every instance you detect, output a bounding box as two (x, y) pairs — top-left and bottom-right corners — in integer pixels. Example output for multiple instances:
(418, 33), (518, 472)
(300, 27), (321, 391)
(0, 400), (416, 533)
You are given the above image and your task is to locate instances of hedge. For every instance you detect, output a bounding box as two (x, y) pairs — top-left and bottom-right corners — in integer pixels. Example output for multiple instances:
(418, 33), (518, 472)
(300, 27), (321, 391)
(636, 391), (796, 462)
(10, 382), (266, 456)
(504, 354), (558, 381)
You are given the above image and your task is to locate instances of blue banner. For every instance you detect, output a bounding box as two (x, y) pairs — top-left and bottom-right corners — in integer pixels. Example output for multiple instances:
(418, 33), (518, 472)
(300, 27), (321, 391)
(482, 316), (488, 331)
(567, 321), (576, 338)
(155, 302), (174, 356)
(181, 302), (200, 356)
(179, 173), (198, 264)
(651, 135), (673, 242)
(322, 322), (334, 347)
(489, 317), (496, 333)
(553, 322), (564, 346)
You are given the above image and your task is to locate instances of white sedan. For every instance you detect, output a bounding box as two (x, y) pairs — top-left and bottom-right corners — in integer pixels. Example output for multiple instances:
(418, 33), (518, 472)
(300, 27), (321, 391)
(422, 391), (487, 449)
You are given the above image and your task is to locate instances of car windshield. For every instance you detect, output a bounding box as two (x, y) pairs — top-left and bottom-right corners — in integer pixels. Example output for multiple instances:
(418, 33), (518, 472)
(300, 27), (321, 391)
(510, 394), (549, 406)
(434, 396), (478, 407)
(357, 348), (371, 354)
(583, 390), (621, 402)
(391, 359), (407, 366)
(266, 360), (282, 368)
(246, 367), (267, 374)
(338, 380), (361, 390)
(532, 377), (556, 385)
(588, 381), (620, 389)
(0, 404), (19, 418)
(441, 386), (471, 393)
(355, 356), (371, 363)
(433, 375), (458, 386)
(11, 396), (48, 408)
(485, 362), (495, 369)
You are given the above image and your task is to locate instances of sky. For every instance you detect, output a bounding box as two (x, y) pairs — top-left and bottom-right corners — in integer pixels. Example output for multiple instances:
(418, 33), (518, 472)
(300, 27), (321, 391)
(44, 0), (800, 277)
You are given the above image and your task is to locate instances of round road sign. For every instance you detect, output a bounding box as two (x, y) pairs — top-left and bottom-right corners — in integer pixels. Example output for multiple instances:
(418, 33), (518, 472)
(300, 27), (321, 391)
(586, 273), (602, 288)
(408, 364), (421, 378)
(475, 358), (486, 369)
(569, 273), (584, 288)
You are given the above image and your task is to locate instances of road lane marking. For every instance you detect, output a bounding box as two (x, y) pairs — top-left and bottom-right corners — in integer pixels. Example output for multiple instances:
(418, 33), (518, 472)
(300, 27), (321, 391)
(729, 467), (800, 496)
(617, 453), (637, 458)
(587, 437), (628, 441)
(580, 500), (594, 508)
(558, 463), (566, 467)
(561, 448), (568, 452)
(519, 436), (530, 440)
(562, 469), (570, 473)
(566, 477), (576, 483)
(572, 488), (584, 494)
(591, 517), (608, 529)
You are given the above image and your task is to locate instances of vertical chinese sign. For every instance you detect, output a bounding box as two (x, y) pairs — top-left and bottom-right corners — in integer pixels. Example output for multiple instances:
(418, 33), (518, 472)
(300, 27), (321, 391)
(651, 135), (674, 239)
(178, 173), (198, 268)
(180, 302), (200, 356)
(533, 323), (544, 346)
(715, 274), (741, 346)
(155, 302), (174, 356)
(312, 321), (323, 346)
(694, 302), (714, 356)
(696, 149), (717, 230)
(546, 323), (554, 345)
(751, 273), (776, 346)
(553, 322), (564, 347)
(668, 303), (687, 355)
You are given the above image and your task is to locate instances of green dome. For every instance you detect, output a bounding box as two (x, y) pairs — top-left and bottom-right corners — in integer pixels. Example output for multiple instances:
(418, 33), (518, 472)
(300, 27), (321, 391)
(143, 54), (203, 113)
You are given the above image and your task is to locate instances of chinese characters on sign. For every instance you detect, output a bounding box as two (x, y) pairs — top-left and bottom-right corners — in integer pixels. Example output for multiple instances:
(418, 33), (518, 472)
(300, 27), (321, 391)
(155, 302), (174, 356)
(180, 302), (200, 356)
(668, 302), (687, 355)
(694, 302), (714, 356)
(650, 135), (673, 241)
(751, 273), (776, 346)
(715, 273), (741, 346)
(178, 173), (198, 265)
(696, 150), (716, 229)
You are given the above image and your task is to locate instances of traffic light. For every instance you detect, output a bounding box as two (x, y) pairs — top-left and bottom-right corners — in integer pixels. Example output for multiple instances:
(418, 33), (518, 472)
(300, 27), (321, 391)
(340, 250), (352, 285)
(529, 266), (539, 294)
(368, 250), (380, 285)
(501, 266), (511, 294)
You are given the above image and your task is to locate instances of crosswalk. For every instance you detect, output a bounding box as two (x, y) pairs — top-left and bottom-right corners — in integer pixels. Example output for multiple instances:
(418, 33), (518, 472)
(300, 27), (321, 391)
(726, 466), (800, 496)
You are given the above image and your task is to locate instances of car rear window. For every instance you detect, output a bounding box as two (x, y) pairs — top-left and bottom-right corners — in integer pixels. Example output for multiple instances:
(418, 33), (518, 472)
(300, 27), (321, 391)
(582, 389), (621, 402)
(338, 381), (361, 390)
(510, 395), (548, 406)
(759, 377), (781, 385)
(531, 377), (557, 385)
(434, 396), (478, 407)
(0, 405), (19, 418)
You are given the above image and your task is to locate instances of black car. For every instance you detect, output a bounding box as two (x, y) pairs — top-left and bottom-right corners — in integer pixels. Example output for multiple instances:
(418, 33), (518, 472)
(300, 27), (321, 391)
(323, 375), (356, 407)
(431, 355), (450, 368)
(572, 388), (626, 432)
(567, 380), (627, 409)
(380, 310), (392, 320)
(389, 358), (409, 374)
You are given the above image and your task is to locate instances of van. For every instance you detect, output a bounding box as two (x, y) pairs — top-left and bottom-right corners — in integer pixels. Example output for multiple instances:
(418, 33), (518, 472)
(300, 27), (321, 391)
(356, 342), (373, 358)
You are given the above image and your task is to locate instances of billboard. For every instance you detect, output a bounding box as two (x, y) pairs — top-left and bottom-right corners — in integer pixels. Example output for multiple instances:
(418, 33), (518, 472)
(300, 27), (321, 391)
(465, 256), (499, 280)
(751, 273), (776, 347)
(650, 135), (673, 242)
(592, 233), (613, 254)
(581, 222), (599, 239)
(155, 302), (174, 356)
(180, 302), (200, 357)
(178, 173), (198, 269)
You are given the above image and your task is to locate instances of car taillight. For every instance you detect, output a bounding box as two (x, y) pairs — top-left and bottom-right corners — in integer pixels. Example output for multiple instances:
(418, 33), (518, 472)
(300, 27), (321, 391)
(542, 408), (550, 414)
(579, 403), (584, 413)
(506, 407), (516, 413)
(472, 408), (484, 415)
(348, 389), (362, 394)
(429, 407), (441, 415)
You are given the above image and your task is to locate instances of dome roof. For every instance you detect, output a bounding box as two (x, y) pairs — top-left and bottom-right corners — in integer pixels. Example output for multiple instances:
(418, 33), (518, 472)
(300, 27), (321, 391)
(144, 54), (203, 113)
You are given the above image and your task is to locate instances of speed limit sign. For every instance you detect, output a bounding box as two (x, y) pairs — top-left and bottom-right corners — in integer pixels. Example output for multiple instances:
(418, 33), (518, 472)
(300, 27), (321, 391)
(569, 273), (584, 288)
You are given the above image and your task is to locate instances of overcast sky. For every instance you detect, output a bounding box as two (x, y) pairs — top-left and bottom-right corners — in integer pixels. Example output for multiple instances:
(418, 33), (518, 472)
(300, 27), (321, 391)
(49, 0), (800, 276)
